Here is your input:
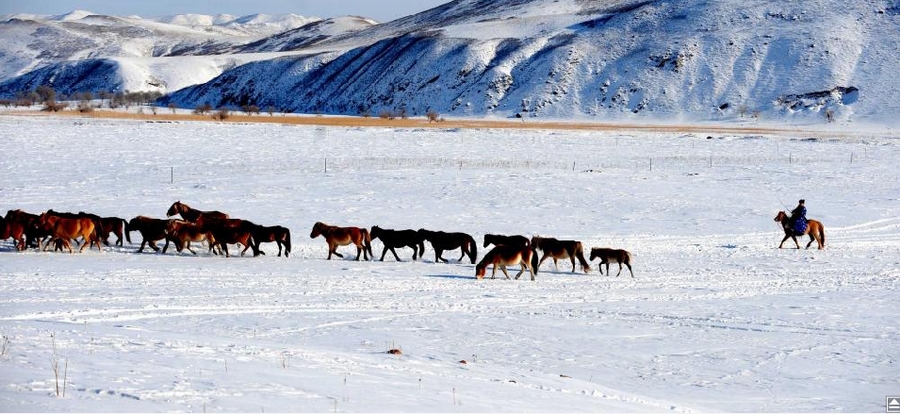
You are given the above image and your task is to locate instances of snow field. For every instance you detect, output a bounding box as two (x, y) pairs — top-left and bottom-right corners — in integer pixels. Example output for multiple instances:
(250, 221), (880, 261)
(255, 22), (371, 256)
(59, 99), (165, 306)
(0, 114), (898, 412)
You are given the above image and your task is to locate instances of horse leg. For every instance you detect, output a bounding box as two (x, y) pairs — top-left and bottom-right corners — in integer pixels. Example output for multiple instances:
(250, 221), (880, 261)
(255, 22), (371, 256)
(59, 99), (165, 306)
(569, 255), (577, 273)
(457, 248), (466, 262)
(778, 234), (791, 248)
(615, 263), (623, 277)
(500, 265), (511, 280)
(435, 249), (446, 263)
(625, 263), (634, 278)
(390, 247), (402, 262)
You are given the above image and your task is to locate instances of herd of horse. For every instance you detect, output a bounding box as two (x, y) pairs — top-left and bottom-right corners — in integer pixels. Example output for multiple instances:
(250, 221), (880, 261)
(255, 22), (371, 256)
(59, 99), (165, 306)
(1, 202), (826, 280)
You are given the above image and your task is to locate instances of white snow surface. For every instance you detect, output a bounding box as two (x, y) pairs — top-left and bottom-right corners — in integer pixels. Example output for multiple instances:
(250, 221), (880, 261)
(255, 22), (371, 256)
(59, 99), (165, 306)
(0, 113), (898, 412)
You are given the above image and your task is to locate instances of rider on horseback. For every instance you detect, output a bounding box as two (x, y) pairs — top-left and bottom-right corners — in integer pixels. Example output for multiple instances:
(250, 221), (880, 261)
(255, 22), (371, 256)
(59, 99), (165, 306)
(789, 199), (808, 234)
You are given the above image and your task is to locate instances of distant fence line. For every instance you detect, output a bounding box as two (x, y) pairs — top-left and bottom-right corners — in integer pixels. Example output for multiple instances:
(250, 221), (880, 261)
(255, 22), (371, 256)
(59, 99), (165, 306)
(151, 152), (867, 181)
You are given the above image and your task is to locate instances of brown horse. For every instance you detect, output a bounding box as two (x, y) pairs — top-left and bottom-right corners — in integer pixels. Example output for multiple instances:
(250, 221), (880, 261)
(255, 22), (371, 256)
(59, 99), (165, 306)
(370, 226), (425, 261)
(251, 224), (292, 257)
(78, 212), (128, 246)
(530, 236), (591, 274)
(310, 221), (372, 260)
(483, 233), (530, 249)
(6, 209), (45, 250)
(418, 229), (477, 264)
(774, 211), (825, 249)
(37, 212), (101, 253)
(2, 210), (33, 251)
(166, 201), (229, 223)
(127, 216), (172, 253)
(202, 218), (256, 257)
(475, 244), (537, 280)
(589, 247), (634, 277)
(163, 220), (213, 255)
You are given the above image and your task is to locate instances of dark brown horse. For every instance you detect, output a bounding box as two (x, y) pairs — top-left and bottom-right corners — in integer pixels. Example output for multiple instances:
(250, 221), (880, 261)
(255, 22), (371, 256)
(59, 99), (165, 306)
(202, 218), (256, 257)
(251, 224), (292, 257)
(370, 226), (425, 261)
(2, 210), (34, 251)
(310, 221), (372, 260)
(7, 209), (45, 250)
(530, 236), (591, 274)
(127, 216), (172, 253)
(166, 201), (229, 223)
(483, 233), (530, 249)
(418, 229), (477, 264)
(589, 247), (634, 277)
(774, 210), (825, 249)
(475, 244), (536, 280)
(78, 212), (128, 246)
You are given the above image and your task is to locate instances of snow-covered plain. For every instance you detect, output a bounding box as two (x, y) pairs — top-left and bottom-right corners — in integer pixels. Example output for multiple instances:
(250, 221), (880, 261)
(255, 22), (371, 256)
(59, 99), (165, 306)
(0, 113), (898, 412)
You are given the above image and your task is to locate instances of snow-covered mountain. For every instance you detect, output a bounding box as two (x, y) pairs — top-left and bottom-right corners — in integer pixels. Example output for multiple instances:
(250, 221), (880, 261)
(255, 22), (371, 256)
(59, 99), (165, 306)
(0, 10), (320, 81)
(3, 0), (900, 124)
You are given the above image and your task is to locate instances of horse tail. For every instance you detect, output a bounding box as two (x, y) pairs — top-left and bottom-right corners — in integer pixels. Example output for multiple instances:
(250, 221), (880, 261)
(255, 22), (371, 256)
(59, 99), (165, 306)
(468, 235), (477, 264)
(284, 228), (292, 257)
(124, 218), (132, 243)
(530, 247), (539, 276)
(575, 243), (591, 273)
(362, 228), (373, 258)
(818, 223), (826, 248)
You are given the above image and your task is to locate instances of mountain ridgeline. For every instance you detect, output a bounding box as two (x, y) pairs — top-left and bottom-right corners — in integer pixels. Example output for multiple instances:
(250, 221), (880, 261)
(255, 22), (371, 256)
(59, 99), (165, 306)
(2, 0), (898, 123)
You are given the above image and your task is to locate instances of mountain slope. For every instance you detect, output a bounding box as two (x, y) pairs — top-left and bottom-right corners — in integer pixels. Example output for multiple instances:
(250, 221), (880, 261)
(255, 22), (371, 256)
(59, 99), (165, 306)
(163, 0), (900, 123)
(3, 0), (899, 124)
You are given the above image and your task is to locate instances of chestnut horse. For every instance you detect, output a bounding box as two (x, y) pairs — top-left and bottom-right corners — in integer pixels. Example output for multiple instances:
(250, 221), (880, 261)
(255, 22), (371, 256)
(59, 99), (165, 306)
(78, 212), (128, 246)
(774, 211), (825, 250)
(370, 226), (425, 261)
(251, 224), (292, 257)
(166, 201), (229, 223)
(163, 220), (213, 255)
(36, 212), (101, 253)
(310, 221), (372, 260)
(589, 247), (634, 277)
(418, 229), (477, 264)
(475, 244), (537, 280)
(530, 236), (591, 274)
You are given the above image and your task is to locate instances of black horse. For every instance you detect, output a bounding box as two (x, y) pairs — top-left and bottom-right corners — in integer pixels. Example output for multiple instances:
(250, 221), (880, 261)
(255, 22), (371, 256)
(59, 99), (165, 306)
(370, 226), (425, 261)
(418, 229), (477, 264)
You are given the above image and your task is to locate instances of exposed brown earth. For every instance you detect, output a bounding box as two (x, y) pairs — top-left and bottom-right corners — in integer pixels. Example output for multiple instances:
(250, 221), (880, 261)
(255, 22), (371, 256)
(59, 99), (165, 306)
(2, 108), (872, 137)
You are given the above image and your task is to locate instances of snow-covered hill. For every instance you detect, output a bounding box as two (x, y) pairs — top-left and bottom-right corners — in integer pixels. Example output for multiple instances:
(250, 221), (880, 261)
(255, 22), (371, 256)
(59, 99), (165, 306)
(0, 10), (318, 81)
(3, 0), (900, 124)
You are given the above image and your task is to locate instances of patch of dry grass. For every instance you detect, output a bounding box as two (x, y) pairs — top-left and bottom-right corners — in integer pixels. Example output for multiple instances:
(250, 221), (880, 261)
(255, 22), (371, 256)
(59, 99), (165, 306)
(2, 107), (851, 137)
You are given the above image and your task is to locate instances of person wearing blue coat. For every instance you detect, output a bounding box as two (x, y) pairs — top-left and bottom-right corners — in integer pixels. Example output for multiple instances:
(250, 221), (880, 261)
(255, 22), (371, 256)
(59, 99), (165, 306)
(790, 199), (808, 233)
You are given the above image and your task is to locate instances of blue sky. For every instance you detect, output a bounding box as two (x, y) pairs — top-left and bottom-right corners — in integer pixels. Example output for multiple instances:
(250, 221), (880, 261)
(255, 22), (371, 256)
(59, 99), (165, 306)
(0, 0), (450, 22)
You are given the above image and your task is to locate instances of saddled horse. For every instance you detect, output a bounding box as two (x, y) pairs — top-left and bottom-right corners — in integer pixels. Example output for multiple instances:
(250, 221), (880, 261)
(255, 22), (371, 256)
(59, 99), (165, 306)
(418, 229), (477, 264)
(127, 216), (172, 253)
(166, 201), (229, 223)
(475, 244), (536, 280)
(250, 224), (292, 257)
(310, 221), (372, 260)
(483, 233), (530, 249)
(589, 247), (634, 277)
(370, 226), (425, 261)
(36, 212), (101, 253)
(530, 236), (591, 274)
(774, 210), (825, 250)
